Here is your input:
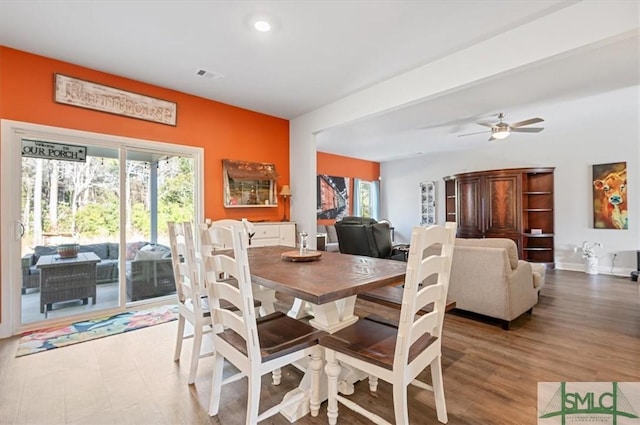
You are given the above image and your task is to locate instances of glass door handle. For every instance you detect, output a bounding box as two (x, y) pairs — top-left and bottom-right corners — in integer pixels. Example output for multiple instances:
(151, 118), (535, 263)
(17, 221), (25, 238)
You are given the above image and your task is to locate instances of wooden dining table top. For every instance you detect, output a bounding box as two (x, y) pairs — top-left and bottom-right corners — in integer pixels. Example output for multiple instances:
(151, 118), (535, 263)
(247, 246), (407, 305)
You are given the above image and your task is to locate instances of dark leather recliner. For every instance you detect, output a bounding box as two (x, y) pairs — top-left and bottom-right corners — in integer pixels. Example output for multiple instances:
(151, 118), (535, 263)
(334, 216), (402, 260)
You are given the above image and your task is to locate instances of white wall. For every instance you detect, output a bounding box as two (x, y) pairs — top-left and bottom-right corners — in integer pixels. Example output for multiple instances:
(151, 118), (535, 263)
(291, 1), (638, 252)
(381, 86), (639, 275)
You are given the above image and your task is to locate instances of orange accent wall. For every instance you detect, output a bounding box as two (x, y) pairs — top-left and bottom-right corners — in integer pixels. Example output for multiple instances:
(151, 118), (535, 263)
(316, 152), (380, 225)
(0, 46), (290, 324)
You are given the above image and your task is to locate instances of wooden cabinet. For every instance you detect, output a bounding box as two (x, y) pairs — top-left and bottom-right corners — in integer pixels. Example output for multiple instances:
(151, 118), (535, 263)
(444, 178), (456, 223)
(455, 173), (521, 238)
(444, 167), (554, 267)
(521, 172), (555, 265)
(251, 222), (296, 247)
(456, 175), (483, 236)
(483, 173), (522, 241)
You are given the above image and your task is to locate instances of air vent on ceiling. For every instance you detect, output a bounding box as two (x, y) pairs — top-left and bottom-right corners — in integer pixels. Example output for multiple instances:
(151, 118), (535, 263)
(195, 69), (225, 81)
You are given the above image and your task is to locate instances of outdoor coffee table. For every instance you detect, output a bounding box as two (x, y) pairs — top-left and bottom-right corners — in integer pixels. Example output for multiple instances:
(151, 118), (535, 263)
(36, 252), (100, 317)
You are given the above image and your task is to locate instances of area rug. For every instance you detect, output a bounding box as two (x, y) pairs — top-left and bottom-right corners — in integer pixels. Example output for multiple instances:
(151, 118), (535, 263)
(16, 304), (178, 357)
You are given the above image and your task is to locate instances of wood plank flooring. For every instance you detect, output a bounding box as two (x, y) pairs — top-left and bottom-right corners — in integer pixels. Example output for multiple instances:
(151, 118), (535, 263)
(0, 270), (638, 424)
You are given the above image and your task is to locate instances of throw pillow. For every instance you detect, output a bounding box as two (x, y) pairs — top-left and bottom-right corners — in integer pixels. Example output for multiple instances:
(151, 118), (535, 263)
(134, 250), (165, 261)
(125, 241), (148, 260)
(140, 243), (171, 257)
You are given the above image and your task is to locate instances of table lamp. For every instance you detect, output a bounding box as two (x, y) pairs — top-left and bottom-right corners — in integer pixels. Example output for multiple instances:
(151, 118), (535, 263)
(280, 185), (291, 221)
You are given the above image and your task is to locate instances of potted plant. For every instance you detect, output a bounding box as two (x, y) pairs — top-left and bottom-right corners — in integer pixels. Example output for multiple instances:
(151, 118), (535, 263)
(577, 241), (602, 275)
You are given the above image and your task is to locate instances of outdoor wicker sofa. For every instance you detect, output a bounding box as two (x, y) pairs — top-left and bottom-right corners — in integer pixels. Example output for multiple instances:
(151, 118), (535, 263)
(22, 242), (176, 301)
(123, 242), (175, 301)
(22, 243), (119, 293)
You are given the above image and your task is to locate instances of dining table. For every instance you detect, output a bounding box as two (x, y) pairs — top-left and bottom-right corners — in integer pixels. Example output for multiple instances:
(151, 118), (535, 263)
(247, 245), (407, 333)
(245, 245), (408, 421)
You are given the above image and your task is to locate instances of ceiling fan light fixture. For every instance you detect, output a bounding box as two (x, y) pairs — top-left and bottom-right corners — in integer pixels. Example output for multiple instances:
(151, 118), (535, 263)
(492, 129), (511, 140)
(459, 112), (544, 141)
(254, 20), (272, 32)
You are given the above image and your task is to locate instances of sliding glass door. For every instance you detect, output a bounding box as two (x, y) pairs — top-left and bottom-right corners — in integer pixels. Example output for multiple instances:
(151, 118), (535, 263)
(20, 143), (121, 324)
(124, 150), (194, 303)
(2, 121), (202, 334)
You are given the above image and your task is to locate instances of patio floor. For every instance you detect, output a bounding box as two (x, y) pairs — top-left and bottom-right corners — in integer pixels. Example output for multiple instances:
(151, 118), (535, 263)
(21, 282), (120, 324)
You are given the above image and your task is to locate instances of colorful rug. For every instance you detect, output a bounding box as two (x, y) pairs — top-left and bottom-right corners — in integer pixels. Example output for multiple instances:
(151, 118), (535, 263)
(16, 304), (178, 357)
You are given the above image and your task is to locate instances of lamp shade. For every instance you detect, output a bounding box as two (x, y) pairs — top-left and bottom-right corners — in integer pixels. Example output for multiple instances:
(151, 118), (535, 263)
(279, 185), (291, 196)
(492, 129), (511, 140)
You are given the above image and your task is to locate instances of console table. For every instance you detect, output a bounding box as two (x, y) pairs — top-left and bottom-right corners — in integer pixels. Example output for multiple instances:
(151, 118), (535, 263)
(36, 252), (100, 317)
(250, 222), (296, 247)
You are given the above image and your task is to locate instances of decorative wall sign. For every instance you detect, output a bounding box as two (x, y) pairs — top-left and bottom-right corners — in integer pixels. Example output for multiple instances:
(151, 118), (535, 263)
(593, 162), (627, 229)
(420, 181), (436, 225)
(21, 139), (86, 163)
(54, 74), (177, 126)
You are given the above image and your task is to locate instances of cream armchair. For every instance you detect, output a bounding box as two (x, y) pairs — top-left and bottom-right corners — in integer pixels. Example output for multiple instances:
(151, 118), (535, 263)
(449, 238), (545, 329)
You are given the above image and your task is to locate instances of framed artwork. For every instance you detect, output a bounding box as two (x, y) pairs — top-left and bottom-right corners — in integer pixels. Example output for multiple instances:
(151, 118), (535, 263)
(222, 159), (279, 208)
(317, 175), (349, 219)
(420, 181), (436, 225)
(593, 162), (627, 229)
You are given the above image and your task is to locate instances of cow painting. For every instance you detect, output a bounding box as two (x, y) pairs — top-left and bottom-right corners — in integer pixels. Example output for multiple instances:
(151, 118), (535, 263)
(593, 162), (628, 229)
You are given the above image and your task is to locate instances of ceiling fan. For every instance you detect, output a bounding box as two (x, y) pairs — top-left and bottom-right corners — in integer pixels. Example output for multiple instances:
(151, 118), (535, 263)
(459, 113), (544, 141)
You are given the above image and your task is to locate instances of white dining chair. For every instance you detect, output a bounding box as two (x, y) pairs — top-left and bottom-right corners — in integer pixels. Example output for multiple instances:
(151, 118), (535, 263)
(320, 223), (456, 425)
(201, 219), (325, 424)
(168, 221), (213, 385)
(198, 220), (277, 317)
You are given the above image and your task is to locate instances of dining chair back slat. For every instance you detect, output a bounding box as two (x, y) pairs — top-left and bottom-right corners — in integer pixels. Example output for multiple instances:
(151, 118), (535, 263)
(320, 223), (456, 425)
(202, 219), (325, 424)
(204, 223), (260, 360)
(168, 221), (213, 385)
(199, 220), (277, 317)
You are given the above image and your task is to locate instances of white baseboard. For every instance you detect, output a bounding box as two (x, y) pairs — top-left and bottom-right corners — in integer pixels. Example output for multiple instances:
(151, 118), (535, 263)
(555, 261), (635, 278)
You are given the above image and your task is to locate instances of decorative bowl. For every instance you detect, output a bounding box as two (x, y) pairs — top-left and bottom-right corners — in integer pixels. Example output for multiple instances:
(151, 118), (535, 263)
(57, 243), (80, 258)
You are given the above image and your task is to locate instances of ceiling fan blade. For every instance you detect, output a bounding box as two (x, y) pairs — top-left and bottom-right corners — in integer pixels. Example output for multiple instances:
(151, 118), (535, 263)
(477, 122), (495, 128)
(510, 117), (544, 128)
(458, 130), (491, 137)
(488, 135), (496, 141)
(511, 127), (544, 133)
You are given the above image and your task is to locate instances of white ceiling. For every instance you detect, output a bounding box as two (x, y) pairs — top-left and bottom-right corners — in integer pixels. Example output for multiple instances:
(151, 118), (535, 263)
(1, 1), (638, 162)
(318, 34), (640, 162)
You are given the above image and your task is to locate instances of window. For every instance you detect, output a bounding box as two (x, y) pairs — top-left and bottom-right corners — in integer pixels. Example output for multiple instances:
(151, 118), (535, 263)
(353, 179), (380, 219)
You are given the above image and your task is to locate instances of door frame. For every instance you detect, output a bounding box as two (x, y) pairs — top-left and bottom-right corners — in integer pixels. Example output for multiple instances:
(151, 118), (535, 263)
(0, 119), (204, 337)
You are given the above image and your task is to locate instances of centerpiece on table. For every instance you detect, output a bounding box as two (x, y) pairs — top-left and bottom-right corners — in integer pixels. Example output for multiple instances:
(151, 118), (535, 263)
(57, 243), (80, 259)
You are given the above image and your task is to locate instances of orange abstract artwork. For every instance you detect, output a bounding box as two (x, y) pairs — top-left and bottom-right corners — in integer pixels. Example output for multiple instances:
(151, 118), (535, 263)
(593, 162), (627, 229)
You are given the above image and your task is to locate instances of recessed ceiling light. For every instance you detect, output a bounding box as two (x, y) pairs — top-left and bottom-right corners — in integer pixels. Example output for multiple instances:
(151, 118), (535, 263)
(254, 20), (271, 32)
